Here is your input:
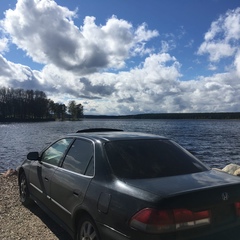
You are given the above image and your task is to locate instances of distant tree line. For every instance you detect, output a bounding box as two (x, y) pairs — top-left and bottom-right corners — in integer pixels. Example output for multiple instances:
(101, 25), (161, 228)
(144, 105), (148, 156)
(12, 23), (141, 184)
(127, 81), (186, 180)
(0, 87), (83, 121)
(127, 112), (240, 119)
(85, 112), (240, 120)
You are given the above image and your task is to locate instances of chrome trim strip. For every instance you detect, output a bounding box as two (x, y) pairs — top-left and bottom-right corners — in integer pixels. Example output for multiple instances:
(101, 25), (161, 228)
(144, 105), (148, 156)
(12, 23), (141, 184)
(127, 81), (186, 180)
(102, 224), (130, 238)
(50, 198), (71, 215)
(30, 183), (43, 194)
(30, 183), (71, 215)
(57, 167), (93, 179)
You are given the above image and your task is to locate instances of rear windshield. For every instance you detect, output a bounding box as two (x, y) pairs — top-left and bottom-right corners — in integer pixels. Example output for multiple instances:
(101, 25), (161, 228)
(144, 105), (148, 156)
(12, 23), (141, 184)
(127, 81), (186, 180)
(105, 139), (208, 179)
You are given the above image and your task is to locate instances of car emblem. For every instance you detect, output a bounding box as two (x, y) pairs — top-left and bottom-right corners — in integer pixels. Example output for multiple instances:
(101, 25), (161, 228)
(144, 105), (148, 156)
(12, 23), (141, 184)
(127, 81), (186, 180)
(222, 192), (229, 201)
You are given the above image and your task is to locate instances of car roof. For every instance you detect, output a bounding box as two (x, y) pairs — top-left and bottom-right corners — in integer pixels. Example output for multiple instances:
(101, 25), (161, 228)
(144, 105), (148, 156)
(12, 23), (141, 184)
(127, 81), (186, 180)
(66, 128), (168, 142)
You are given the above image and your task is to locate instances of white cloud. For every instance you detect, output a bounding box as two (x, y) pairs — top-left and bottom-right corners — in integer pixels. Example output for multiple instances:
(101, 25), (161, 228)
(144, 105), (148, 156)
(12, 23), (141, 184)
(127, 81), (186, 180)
(235, 51), (240, 77)
(1, 46), (240, 115)
(134, 23), (159, 42)
(1, 1), (240, 115)
(198, 41), (235, 62)
(160, 41), (170, 53)
(208, 63), (217, 71)
(198, 8), (240, 63)
(0, 37), (8, 53)
(1, 0), (158, 74)
(224, 9), (240, 41)
(0, 54), (49, 92)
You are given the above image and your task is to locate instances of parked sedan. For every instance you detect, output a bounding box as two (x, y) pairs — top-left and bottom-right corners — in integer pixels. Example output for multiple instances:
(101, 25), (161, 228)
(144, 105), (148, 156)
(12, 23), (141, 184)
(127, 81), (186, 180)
(18, 128), (240, 240)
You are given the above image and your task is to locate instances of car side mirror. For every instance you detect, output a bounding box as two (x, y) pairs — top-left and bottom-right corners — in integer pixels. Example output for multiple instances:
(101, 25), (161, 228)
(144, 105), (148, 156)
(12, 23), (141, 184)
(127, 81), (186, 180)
(27, 152), (39, 161)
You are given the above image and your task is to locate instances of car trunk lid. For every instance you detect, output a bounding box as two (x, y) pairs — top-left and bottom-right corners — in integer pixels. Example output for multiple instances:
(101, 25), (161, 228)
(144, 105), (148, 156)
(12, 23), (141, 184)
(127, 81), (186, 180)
(126, 170), (240, 236)
(124, 169), (240, 208)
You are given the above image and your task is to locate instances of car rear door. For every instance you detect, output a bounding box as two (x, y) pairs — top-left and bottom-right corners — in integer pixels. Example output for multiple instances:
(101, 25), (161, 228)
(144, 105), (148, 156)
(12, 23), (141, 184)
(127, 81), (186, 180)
(49, 138), (94, 227)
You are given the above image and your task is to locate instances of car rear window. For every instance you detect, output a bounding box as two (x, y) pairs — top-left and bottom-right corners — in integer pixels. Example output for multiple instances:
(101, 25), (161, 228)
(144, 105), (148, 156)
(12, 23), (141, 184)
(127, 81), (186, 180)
(105, 139), (208, 179)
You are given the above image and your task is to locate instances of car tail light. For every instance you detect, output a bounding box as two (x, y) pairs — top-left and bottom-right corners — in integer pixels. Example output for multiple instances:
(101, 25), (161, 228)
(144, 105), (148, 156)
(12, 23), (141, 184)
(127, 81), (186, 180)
(130, 208), (211, 233)
(235, 202), (240, 216)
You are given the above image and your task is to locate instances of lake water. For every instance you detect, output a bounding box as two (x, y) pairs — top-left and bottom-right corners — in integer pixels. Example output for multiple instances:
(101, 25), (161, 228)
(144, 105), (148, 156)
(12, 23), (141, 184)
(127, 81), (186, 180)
(1, 119), (240, 173)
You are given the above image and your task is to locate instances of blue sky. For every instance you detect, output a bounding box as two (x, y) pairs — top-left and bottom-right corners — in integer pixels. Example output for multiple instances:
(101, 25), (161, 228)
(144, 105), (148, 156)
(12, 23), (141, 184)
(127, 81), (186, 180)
(0, 0), (240, 115)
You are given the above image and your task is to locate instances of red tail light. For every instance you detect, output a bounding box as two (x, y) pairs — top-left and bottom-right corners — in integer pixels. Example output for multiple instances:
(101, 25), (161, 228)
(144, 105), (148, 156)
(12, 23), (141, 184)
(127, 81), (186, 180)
(130, 208), (211, 233)
(235, 202), (240, 216)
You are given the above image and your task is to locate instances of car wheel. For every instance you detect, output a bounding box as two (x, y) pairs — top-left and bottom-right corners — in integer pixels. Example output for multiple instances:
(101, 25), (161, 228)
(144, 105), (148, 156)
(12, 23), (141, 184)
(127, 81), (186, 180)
(19, 173), (33, 206)
(76, 216), (101, 240)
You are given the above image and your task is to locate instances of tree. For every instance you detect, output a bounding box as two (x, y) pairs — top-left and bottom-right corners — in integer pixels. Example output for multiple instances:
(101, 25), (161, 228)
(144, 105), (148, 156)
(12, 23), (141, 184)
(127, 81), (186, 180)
(55, 103), (66, 120)
(0, 87), (84, 121)
(76, 103), (84, 119)
(68, 100), (83, 120)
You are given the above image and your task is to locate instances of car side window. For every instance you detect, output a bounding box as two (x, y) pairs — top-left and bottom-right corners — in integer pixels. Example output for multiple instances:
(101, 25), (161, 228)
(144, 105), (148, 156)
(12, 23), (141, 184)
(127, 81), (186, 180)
(62, 139), (94, 176)
(41, 138), (73, 166)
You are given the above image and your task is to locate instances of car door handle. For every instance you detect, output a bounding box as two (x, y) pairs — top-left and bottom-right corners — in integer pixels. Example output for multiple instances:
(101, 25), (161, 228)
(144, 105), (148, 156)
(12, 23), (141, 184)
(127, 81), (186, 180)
(73, 191), (81, 198)
(44, 177), (49, 181)
(73, 192), (79, 197)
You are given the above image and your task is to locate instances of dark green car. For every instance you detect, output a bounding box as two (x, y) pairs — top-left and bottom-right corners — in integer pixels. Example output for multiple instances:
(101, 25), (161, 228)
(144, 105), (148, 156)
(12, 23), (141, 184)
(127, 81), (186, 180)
(18, 129), (240, 240)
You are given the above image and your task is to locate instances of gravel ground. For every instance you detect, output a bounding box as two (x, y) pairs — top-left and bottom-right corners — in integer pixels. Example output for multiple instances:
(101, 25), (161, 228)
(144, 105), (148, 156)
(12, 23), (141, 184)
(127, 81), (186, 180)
(2, 171), (240, 240)
(0, 174), (72, 240)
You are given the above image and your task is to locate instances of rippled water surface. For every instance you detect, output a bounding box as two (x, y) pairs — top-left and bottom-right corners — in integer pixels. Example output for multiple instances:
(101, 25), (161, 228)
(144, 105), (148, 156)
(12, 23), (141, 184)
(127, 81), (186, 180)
(1, 119), (240, 172)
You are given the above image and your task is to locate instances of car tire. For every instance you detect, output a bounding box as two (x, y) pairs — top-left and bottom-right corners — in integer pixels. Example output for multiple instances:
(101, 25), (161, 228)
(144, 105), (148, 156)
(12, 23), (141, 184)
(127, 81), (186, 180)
(76, 215), (101, 240)
(19, 172), (33, 206)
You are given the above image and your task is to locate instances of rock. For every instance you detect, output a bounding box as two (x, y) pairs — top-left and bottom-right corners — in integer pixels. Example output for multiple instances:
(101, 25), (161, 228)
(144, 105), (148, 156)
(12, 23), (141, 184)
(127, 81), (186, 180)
(234, 168), (240, 176)
(217, 163), (240, 177)
(222, 164), (240, 175)
(1, 169), (18, 177)
(212, 168), (224, 172)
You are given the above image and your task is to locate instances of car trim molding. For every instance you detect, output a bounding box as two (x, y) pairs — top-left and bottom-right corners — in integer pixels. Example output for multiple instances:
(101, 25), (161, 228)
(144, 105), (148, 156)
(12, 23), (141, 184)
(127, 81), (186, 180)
(102, 224), (130, 239)
(30, 183), (43, 194)
(51, 198), (71, 216)
(30, 183), (71, 215)
(59, 167), (94, 178)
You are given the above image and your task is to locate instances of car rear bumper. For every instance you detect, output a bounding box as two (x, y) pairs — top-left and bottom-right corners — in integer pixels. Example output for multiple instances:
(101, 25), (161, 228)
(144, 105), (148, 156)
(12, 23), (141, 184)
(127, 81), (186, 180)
(97, 221), (240, 240)
(192, 225), (240, 240)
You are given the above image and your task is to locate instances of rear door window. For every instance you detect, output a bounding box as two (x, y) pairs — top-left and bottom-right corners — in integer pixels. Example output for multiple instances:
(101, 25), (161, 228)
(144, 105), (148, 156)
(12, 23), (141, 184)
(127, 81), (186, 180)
(62, 139), (94, 176)
(105, 139), (208, 179)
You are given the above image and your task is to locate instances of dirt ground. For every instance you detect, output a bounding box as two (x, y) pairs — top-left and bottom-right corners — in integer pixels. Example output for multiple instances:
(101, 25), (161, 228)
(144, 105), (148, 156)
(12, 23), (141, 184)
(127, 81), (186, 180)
(0, 174), (72, 240)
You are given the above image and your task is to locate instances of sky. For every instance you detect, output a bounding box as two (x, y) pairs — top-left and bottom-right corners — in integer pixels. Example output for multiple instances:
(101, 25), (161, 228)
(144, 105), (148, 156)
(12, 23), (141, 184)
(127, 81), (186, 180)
(0, 0), (240, 115)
